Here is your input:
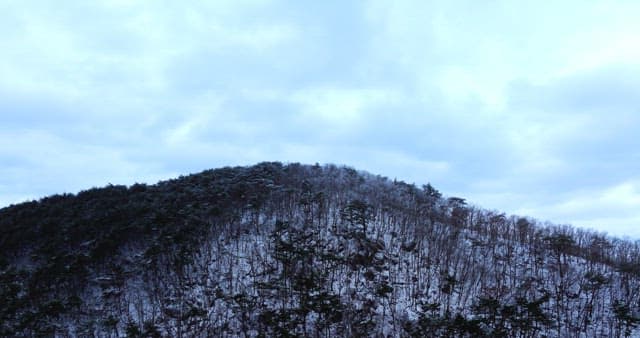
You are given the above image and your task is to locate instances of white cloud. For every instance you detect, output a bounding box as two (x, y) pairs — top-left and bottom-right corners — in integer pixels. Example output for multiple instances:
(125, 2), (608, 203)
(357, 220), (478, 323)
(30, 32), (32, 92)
(508, 181), (640, 238)
(0, 129), (167, 201)
(365, 0), (640, 110)
(1, 0), (640, 238)
(555, 181), (640, 217)
(291, 87), (402, 125)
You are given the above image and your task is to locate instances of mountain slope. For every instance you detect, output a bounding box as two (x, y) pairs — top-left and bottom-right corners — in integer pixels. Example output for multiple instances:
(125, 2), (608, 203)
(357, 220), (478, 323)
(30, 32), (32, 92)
(1, 162), (639, 337)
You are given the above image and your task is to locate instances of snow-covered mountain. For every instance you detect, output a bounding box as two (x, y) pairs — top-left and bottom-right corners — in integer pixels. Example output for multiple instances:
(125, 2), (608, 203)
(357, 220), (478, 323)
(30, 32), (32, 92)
(1, 162), (639, 337)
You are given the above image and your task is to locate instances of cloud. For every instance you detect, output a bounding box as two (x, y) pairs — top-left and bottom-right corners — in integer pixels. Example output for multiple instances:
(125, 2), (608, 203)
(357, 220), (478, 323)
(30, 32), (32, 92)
(503, 65), (640, 189)
(365, 0), (640, 108)
(511, 180), (640, 238)
(291, 87), (402, 127)
(1, 0), (640, 237)
(0, 129), (170, 206)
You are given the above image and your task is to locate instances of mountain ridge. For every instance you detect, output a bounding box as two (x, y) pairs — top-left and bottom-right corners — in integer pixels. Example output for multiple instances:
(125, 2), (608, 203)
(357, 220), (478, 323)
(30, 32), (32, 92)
(1, 162), (639, 337)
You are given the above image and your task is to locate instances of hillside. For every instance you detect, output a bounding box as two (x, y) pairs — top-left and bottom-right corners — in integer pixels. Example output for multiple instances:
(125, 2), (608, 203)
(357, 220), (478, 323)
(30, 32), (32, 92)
(1, 162), (639, 337)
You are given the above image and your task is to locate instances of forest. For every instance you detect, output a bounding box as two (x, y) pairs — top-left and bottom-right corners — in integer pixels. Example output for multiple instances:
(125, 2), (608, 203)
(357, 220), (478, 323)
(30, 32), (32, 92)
(1, 162), (639, 337)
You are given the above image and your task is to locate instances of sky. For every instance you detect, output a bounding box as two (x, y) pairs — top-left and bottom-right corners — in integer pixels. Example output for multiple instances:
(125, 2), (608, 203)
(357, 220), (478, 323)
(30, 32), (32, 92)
(1, 0), (639, 238)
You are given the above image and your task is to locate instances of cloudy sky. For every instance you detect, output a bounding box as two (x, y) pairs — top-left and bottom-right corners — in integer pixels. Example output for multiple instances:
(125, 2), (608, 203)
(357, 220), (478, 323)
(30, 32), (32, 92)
(1, 1), (639, 237)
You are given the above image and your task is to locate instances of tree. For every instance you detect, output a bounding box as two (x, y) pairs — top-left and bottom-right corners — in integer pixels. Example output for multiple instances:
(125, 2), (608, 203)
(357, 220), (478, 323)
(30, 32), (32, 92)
(612, 300), (640, 337)
(341, 200), (373, 235)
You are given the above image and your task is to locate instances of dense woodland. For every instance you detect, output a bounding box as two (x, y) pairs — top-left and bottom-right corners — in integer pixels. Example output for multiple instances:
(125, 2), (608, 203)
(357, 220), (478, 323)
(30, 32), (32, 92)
(1, 162), (640, 337)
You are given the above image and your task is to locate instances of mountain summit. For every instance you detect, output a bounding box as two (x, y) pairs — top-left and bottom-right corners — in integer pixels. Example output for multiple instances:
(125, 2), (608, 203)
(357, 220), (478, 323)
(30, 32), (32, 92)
(1, 162), (639, 337)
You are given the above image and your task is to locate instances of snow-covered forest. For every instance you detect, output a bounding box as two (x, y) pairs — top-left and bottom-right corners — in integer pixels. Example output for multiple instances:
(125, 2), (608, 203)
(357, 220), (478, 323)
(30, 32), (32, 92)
(1, 162), (639, 337)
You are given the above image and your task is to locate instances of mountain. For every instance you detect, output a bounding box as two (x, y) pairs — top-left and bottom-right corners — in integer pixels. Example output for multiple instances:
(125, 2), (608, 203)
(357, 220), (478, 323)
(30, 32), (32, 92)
(1, 162), (639, 337)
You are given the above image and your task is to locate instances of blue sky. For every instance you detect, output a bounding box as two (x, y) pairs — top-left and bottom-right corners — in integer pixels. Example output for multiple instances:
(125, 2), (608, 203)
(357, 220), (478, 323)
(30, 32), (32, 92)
(1, 1), (639, 238)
